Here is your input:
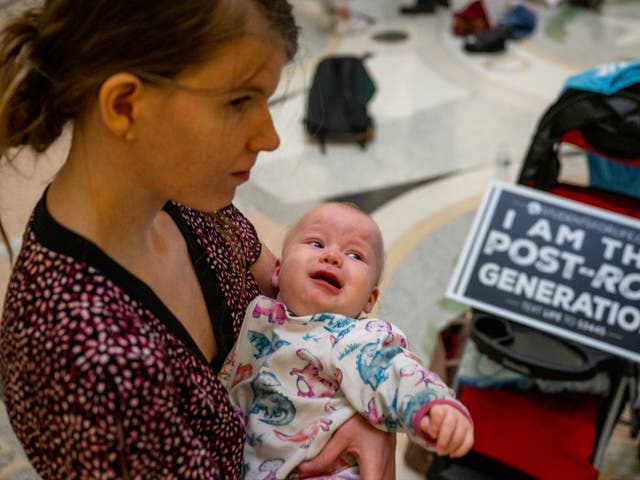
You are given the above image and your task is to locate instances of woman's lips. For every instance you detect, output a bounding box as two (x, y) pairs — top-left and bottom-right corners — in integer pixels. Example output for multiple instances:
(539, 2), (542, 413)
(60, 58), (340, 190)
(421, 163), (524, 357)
(232, 171), (251, 183)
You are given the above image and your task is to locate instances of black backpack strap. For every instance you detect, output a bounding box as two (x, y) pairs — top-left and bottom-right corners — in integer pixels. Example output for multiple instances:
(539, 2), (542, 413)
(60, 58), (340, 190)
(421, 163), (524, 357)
(519, 88), (640, 189)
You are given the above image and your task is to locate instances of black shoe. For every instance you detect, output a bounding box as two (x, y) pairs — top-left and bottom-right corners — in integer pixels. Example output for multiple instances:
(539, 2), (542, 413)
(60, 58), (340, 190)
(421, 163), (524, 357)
(569, 0), (603, 9)
(464, 33), (505, 53)
(464, 24), (516, 53)
(399, 3), (436, 14)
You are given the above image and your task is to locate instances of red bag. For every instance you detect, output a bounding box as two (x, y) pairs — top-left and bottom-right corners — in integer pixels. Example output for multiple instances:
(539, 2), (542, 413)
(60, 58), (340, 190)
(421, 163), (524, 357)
(453, 0), (490, 36)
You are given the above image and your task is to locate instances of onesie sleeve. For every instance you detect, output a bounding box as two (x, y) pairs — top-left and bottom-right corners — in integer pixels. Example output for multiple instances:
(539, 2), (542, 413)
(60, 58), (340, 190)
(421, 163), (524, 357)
(330, 318), (472, 450)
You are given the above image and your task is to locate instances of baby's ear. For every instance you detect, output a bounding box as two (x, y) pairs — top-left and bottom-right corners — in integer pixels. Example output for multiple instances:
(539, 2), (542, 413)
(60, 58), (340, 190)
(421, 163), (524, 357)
(271, 259), (282, 290)
(363, 287), (380, 314)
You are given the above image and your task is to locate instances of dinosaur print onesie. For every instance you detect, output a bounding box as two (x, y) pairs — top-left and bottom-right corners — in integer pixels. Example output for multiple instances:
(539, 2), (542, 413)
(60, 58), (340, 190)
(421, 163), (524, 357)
(220, 295), (471, 479)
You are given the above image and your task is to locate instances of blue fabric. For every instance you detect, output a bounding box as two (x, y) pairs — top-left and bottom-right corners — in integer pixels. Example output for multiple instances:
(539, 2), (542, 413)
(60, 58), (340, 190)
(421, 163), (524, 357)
(456, 342), (533, 389)
(500, 5), (536, 39)
(457, 342), (610, 394)
(588, 152), (640, 199)
(563, 60), (640, 95)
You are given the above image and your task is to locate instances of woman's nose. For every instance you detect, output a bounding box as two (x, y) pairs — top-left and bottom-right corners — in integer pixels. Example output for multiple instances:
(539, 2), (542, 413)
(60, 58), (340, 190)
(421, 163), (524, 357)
(249, 107), (280, 153)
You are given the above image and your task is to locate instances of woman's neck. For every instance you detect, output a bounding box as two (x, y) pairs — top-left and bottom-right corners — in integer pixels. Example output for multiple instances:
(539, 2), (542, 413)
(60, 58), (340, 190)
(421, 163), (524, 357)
(47, 120), (168, 264)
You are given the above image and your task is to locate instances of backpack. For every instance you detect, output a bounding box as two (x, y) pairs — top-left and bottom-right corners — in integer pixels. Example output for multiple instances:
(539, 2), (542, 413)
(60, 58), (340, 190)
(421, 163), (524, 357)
(519, 60), (640, 191)
(304, 55), (376, 153)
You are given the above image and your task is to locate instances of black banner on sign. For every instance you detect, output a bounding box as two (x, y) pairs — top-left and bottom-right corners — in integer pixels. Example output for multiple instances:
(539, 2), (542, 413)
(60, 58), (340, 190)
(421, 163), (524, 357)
(447, 182), (640, 363)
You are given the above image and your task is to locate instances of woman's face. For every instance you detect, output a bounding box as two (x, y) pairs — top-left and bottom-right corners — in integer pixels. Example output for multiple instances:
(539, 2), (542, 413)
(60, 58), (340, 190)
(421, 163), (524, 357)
(136, 34), (286, 212)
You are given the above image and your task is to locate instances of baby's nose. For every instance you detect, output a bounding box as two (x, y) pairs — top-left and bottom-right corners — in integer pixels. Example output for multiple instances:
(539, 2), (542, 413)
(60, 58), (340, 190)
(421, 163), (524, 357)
(321, 249), (342, 266)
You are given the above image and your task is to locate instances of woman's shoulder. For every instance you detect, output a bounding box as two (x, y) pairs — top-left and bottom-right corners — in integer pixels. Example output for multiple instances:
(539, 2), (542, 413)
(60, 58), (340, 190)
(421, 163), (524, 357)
(168, 200), (261, 273)
(168, 201), (253, 237)
(1, 231), (176, 389)
(3, 228), (148, 340)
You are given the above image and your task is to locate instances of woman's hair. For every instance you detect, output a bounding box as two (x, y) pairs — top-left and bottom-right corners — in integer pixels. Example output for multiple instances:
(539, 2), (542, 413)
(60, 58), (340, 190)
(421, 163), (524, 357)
(0, 0), (298, 155)
(0, 0), (298, 261)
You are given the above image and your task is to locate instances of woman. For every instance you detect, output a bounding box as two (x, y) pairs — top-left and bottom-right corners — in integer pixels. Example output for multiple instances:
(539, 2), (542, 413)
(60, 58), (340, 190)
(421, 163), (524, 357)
(0, 1), (395, 478)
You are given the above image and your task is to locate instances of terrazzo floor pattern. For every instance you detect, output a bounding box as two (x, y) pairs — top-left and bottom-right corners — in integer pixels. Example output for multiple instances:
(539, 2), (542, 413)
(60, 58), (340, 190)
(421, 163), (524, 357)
(1, 0), (640, 478)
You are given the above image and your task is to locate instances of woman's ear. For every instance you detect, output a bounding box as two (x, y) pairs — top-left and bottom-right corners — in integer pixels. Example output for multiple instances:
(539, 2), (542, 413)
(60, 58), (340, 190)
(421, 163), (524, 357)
(98, 72), (143, 141)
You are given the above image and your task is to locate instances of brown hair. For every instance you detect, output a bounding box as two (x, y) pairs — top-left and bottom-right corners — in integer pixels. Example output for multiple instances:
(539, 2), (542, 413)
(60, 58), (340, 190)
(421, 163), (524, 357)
(0, 0), (299, 261)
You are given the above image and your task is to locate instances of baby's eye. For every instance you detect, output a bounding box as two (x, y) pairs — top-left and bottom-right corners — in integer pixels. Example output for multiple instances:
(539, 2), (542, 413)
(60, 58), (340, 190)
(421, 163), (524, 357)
(347, 252), (363, 261)
(309, 240), (323, 248)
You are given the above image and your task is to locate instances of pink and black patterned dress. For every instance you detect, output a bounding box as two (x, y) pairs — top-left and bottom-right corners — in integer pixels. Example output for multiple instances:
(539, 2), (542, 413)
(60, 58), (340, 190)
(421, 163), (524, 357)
(0, 192), (261, 479)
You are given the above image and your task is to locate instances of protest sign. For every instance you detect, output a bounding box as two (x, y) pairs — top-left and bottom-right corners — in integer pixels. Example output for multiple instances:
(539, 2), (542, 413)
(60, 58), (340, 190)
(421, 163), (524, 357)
(447, 181), (640, 363)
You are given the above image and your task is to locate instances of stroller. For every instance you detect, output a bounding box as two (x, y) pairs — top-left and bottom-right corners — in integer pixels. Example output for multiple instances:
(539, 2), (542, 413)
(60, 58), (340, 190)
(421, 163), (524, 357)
(428, 61), (640, 479)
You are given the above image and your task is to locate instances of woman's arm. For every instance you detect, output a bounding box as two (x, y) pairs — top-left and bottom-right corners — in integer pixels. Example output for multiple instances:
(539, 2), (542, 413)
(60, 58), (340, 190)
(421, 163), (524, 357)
(296, 414), (397, 479)
(249, 242), (278, 298)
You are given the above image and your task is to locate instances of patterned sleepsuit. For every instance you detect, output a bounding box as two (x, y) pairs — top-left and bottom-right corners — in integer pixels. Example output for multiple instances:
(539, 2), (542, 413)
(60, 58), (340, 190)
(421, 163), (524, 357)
(221, 295), (471, 479)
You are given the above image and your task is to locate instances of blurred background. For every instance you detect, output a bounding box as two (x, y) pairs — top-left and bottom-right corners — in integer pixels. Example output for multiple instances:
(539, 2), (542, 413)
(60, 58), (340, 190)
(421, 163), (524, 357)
(1, 0), (639, 478)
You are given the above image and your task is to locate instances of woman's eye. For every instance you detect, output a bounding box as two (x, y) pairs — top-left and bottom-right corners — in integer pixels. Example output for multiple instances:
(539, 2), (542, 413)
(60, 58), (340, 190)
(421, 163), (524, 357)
(230, 96), (251, 107)
(309, 241), (323, 248)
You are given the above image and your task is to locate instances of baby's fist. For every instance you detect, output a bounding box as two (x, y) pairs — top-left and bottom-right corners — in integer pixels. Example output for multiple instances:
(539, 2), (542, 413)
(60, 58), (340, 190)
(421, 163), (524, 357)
(419, 404), (473, 458)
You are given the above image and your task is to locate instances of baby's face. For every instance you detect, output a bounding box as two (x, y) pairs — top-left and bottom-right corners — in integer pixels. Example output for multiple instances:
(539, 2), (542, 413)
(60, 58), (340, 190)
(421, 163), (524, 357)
(273, 204), (382, 318)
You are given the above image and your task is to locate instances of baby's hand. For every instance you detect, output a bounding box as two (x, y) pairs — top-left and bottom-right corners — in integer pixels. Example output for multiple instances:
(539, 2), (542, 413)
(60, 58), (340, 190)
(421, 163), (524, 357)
(419, 404), (474, 458)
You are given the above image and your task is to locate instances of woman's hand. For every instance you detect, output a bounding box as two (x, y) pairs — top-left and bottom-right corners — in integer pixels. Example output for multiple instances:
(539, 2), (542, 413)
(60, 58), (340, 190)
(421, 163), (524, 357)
(296, 414), (397, 479)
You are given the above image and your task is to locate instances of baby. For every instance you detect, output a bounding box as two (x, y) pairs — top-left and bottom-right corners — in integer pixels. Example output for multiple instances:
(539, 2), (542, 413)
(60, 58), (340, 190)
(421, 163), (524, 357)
(221, 202), (473, 479)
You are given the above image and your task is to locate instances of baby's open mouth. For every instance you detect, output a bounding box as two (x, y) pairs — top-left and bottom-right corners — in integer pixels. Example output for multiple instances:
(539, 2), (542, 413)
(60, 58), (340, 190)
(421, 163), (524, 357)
(312, 272), (342, 289)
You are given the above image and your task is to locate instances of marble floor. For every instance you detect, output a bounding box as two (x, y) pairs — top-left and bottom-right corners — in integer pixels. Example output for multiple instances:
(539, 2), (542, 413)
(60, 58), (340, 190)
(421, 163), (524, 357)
(1, 0), (640, 478)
